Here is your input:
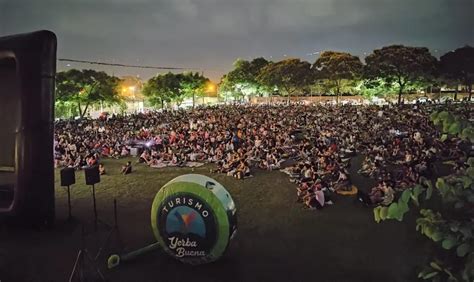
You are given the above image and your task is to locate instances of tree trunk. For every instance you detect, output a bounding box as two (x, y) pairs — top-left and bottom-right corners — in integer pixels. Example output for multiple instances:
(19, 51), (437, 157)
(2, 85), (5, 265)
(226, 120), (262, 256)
(81, 102), (90, 118)
(468, 84), (473, 101)
(397, 78), (405, 105)
(454, 85), (458, 101)
(398, 87), (402, 105)
(192, 92), (195, 109)
(77, 101), (82, 118)
(161, 99), (164, 109)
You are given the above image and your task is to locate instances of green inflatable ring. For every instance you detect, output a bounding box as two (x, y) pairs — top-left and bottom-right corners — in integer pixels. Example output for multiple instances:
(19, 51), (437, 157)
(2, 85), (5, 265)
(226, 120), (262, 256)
(151, 174), (237, 265)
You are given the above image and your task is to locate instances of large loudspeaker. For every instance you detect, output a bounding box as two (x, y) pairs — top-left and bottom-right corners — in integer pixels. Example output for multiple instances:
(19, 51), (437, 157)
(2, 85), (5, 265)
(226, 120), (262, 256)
(85, 166), (100, 186)
(0, 31), (57, 226)
(60, 168), (76, 187)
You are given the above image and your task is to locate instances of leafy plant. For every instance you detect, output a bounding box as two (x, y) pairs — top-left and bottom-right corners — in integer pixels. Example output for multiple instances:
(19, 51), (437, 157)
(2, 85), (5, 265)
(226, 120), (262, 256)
(374, 110), (474, 281)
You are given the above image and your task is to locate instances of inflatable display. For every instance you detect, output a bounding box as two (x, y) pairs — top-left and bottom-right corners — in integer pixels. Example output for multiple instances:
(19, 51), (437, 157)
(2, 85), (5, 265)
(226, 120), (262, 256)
(108, 174), (237, 267)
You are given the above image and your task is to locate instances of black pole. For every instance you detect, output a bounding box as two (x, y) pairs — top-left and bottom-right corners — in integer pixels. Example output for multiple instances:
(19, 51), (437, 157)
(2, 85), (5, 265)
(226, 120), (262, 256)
(92, 184), (98, 231)
(67, 185), (72, 220)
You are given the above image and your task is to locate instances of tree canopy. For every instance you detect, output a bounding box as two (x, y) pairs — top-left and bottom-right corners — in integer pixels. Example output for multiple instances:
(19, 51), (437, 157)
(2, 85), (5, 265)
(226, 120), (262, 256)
(257, 58), (312, 102)
(143, 72), (180, 108)
(56, 69), (122, 118)
(224, 57), (271, 99)
(142, 72), (210, 108)
(313, 51), (363, 103)
(180, 72), (210, 108)
(365, 45), (437, 104)
(440, 46), (474, 100)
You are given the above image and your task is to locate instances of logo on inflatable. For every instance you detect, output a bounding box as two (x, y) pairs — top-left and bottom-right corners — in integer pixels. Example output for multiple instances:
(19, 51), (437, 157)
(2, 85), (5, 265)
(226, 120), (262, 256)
(158, 193), (217, 259)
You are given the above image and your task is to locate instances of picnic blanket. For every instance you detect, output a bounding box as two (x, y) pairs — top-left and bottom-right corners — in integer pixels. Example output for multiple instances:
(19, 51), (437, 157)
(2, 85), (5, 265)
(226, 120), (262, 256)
(150, 161), (205, 169)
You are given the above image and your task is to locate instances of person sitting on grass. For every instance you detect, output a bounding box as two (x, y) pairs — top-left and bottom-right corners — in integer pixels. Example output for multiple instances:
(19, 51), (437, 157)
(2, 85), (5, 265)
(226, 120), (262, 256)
(121, 161), (132, 175)
(87, 155), (98, 167)
(303, 187), (325, 210)
(297, 181), (311, 200)
(234, 160), (251, 180)
(120, 146), (130, 157)
(357, 181), (394, 206)
(99, 163), (106, 175)
(333, 169), (351, 192)
(139, 150), (151, 163)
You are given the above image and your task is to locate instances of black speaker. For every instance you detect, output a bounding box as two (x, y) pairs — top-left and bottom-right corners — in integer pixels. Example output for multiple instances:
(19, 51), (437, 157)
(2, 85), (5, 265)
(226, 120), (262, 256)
(60, 167), (76, 187)
(85, 166), (100, 185)
(0, 30), (56, 226)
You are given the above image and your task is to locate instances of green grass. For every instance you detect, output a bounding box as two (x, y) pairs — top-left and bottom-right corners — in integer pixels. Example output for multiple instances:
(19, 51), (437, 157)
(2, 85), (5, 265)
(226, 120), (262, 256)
(1, 158), (432, 282)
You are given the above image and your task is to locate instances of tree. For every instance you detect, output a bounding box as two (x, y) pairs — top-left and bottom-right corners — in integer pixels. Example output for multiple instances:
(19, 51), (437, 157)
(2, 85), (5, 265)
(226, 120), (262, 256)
(440, 46), (474, 101)
(143, 72), (178, 109)
(257, 58), (312, 103)
(313, 51), (363, 103)
(365, 45), (437, 104)
(56, 69), (122, 118)
(225, 57), (271, 98)
(357, 78), (398, 99)
(218, 74), (243, 102)
(180, 72), (209, 108)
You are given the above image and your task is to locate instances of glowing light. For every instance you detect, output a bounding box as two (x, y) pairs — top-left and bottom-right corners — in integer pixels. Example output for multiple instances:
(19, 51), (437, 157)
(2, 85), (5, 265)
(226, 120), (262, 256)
(128, 86), (136, 91)
(206, 82), (216, 92)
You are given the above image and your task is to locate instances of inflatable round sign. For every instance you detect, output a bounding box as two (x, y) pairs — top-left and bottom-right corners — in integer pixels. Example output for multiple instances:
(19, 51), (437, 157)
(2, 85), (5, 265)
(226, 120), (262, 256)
(151, 174), (237, 265)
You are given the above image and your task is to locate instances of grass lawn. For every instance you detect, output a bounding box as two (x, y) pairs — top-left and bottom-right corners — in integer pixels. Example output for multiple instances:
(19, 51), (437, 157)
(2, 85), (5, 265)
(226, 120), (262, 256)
(0, 157), (434, 282)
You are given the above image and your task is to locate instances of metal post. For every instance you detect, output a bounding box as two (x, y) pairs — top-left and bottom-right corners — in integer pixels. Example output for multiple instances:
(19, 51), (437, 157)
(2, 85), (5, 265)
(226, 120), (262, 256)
(92, 184), (97, 231)
(67, 185), (72, 220)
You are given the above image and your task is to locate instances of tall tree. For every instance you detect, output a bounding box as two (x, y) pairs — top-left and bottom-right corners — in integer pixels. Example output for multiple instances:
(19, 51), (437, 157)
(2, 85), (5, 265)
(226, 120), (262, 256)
(143, 72), (178, 109)
(313, 51), (363, 103)
(440, 46), (474, 101)
(218, 74), (244, 102)
(56, 69), (122, 118)
(226, 57), (270, 98)
(365, 45), (437, 104)
(257, 58), (312, 103)
(180, 72), (209, 108)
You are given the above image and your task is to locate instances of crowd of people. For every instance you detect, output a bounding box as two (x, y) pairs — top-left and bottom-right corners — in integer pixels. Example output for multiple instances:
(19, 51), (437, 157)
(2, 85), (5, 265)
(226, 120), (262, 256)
(54, 102), (472, 210)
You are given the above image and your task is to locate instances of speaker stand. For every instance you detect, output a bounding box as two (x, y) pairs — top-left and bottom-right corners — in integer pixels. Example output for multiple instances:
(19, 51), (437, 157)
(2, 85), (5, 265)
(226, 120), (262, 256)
(88, 184), (110, 231)
(95, 199), (124, 261)
(66, 185), (72, 220)
(68, 226), (106, 282)
(91, 184), (98, 230)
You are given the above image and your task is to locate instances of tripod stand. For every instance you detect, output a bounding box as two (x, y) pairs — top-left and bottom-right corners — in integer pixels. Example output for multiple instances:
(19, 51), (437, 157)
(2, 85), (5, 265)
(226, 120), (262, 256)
(95, 199), (123, 261)
(69, 226), (106, 282)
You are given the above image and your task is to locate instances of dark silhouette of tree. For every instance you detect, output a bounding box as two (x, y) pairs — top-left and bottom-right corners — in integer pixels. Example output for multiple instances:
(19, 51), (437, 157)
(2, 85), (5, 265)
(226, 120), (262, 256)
(56, 69), (121, 118)
(365, 45), (437, 104)
(440, 46), (474, 101)
(257, 58), (312, 103)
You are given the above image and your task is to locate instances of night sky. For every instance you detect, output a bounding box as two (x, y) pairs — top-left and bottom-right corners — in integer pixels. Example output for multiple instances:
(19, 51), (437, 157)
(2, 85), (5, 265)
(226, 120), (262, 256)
(1, 0), (473, 81)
